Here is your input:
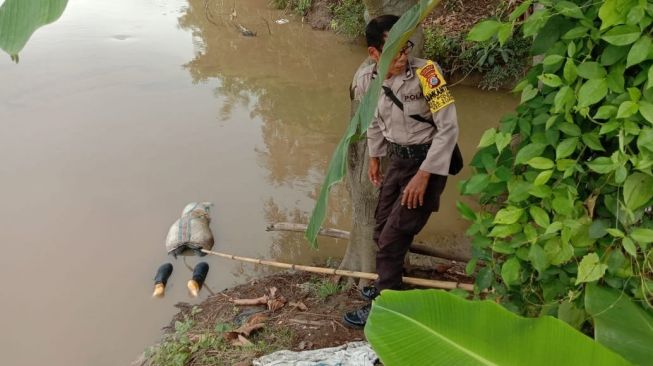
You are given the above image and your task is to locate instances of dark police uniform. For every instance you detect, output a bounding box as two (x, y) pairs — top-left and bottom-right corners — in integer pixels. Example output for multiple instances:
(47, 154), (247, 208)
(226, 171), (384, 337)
(353, 56), (459, 291)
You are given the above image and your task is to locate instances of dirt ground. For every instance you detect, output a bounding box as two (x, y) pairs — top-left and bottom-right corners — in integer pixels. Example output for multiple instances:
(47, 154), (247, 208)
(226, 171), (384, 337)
(150, 259), (472, 365)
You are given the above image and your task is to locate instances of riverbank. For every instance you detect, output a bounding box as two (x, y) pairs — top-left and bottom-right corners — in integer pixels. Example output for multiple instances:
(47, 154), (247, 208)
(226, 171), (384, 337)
(303, 0), (528, 90)
(139, 258), (472, 365)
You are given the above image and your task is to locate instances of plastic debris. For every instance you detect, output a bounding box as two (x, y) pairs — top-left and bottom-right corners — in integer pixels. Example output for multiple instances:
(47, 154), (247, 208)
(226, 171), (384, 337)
(252, 341), (378, 366)
(274, 18), (289, 24)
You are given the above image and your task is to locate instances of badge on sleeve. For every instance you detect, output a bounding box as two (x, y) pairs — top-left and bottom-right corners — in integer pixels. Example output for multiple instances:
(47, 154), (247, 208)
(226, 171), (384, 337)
(416, 61), (455, 113)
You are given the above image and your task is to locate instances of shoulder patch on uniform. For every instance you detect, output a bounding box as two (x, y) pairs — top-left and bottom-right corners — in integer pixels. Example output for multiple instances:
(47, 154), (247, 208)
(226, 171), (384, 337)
(416, 60), (454, 113)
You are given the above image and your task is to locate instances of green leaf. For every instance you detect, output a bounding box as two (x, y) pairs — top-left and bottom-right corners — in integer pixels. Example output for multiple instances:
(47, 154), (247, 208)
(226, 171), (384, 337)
(558, 302), (586, 330)
(501, 257), (522, 286)
(478, 128), (496, 148)
(508, 180), (531, 203)
(626, 6), (645, 25)
(616, 101), (639, 118)
(623, 172), (653, 211)
(543, 54), (565, 66)
(497, 23), (513, 46)
(509, 0), (532, 21)
(544, 237), (574, 265)
(527, 157), (554, 170)
(598, 0), (633, 29)
(539, 73), (563, 87)
(529, 244), (550, 273)
(593, 106), (617, 120)
(523, 9), (550, 37)
(533, 170), (553, 186)
(626, 35), (652, 68)
(467, 20), (502, 42)
(558, 123), (581, 137)
(578, 79), (608, 108)
(567, 41), (576, 58)
(606, 228), (625, 238)
(489, 224), (522, 238)
(545, 221), (563, 235)
(575, 253), (608, 285)
(494, 207), (524, 225)
(638, 101), (653, 124)
(495, 132), (512, 153)
(587, 157), (615, 174)
(306, 0), (442, 246)
(463, 174), (490, 195)
(515, 143), (546, 165)
(637, 128), (653, 154)
(563, 60), (577, 84)
(601, 45), (629, 66)
(622, 237), (637, 256)
(601, 25), (642, 46)
(555, 1), (584, 19)
(630, 228), (653, 244)
(0, 0), (68, 59)
(585, 284), (653, 366)
(521, 84), (538, 103)
(529, 206), (550, 228)
(582, 132), (605, 151)
(556, 137), (578, 159)
(456, 200), (477, 221)
(577, 62), (607, 79)
(366, 290), (630, 366)
(554, 86), (574, 113)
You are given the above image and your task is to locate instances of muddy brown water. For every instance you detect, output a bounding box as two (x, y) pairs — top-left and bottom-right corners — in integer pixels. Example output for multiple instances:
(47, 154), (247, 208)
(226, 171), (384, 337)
(0, 0), (517, 364)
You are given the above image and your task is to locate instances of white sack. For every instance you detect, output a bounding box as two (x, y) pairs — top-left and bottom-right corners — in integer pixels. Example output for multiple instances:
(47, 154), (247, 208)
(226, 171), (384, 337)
(165, 202), (214, 257)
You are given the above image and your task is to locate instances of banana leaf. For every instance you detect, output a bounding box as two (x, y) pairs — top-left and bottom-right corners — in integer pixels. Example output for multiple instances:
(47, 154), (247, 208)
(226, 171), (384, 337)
(585, 284), (653, 366)
(0, 0), (68, 61)
(365, 290), (631, 366)
(305, 0), (442, 247)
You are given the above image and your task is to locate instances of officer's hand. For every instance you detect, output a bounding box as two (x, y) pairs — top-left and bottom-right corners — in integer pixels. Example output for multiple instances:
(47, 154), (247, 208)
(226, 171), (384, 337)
(368, 157), (383, 187)
(402, 170), (430, 209)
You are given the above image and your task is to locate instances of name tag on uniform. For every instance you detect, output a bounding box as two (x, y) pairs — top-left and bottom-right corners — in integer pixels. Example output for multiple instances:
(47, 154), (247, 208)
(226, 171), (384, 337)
(416, 61), (454, 113)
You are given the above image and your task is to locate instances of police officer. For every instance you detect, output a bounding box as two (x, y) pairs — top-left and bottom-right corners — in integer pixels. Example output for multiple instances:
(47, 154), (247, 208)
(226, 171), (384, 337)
(343, 14), (459, 327)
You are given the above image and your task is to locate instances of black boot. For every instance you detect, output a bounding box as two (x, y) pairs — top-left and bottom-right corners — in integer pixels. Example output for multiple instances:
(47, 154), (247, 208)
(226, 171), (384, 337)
(360, 285), (380, 301)
(343, 303), (371, 328)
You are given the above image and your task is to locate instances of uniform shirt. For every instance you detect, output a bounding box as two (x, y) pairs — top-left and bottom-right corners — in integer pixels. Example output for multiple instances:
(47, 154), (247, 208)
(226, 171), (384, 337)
(353, 57), (459, 176)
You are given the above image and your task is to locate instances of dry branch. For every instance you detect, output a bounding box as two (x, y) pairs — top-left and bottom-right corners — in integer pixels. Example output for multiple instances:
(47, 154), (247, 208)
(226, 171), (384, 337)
(266, 222), (471, 262)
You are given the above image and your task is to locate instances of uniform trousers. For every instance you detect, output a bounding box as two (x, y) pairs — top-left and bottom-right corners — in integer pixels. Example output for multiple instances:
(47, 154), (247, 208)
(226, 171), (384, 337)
(373, 153), (447, 291)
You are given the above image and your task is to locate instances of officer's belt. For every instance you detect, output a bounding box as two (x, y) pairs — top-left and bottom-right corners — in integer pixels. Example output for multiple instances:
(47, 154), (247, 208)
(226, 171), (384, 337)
(388, 141), (431, 160)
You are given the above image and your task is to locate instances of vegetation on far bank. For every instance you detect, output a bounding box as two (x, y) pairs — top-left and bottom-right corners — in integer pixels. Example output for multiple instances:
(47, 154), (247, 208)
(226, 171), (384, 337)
(272, 0), (531, 89)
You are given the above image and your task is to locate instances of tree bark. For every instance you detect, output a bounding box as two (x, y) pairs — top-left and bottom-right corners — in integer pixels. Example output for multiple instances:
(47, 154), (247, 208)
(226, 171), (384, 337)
(339, 60), (379, 286)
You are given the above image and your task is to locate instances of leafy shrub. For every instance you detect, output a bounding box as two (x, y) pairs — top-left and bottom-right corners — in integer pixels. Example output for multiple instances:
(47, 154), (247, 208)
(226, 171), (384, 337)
(270, 0), (311, 15)
(423, 25), (531, 90)
(330, 0), (365, 39)
(460, 0), (653, 322)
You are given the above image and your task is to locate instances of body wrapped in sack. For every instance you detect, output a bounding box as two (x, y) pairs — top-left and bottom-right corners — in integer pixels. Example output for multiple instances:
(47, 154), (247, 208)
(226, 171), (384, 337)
(165, 202), (214, 257)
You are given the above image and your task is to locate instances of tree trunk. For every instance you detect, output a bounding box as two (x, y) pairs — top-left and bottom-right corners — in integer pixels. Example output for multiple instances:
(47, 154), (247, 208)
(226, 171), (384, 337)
(338, 0), (423, 287)
(339, 59), (379, 286)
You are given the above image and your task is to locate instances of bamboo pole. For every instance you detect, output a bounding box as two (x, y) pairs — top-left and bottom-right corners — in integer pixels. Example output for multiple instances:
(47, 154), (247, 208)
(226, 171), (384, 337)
(266, 222), (471, 262)
(200, 249), (475, 292)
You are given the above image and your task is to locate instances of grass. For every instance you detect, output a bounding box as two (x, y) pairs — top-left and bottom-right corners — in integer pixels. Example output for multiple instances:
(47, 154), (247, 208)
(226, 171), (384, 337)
(330, 0), (365, 39)
(270, 0), (313, 15)
(145, 307), (295, 366)
(309, 278), (344, 300)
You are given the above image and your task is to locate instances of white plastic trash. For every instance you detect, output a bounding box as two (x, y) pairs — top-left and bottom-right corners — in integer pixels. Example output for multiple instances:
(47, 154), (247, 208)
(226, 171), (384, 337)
(165, 202), (214, 257)
(253, 341), (378, 366)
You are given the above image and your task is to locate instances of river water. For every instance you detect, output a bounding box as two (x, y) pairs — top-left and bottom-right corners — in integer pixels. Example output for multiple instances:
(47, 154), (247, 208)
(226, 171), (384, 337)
(0, 0), (517, 365)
